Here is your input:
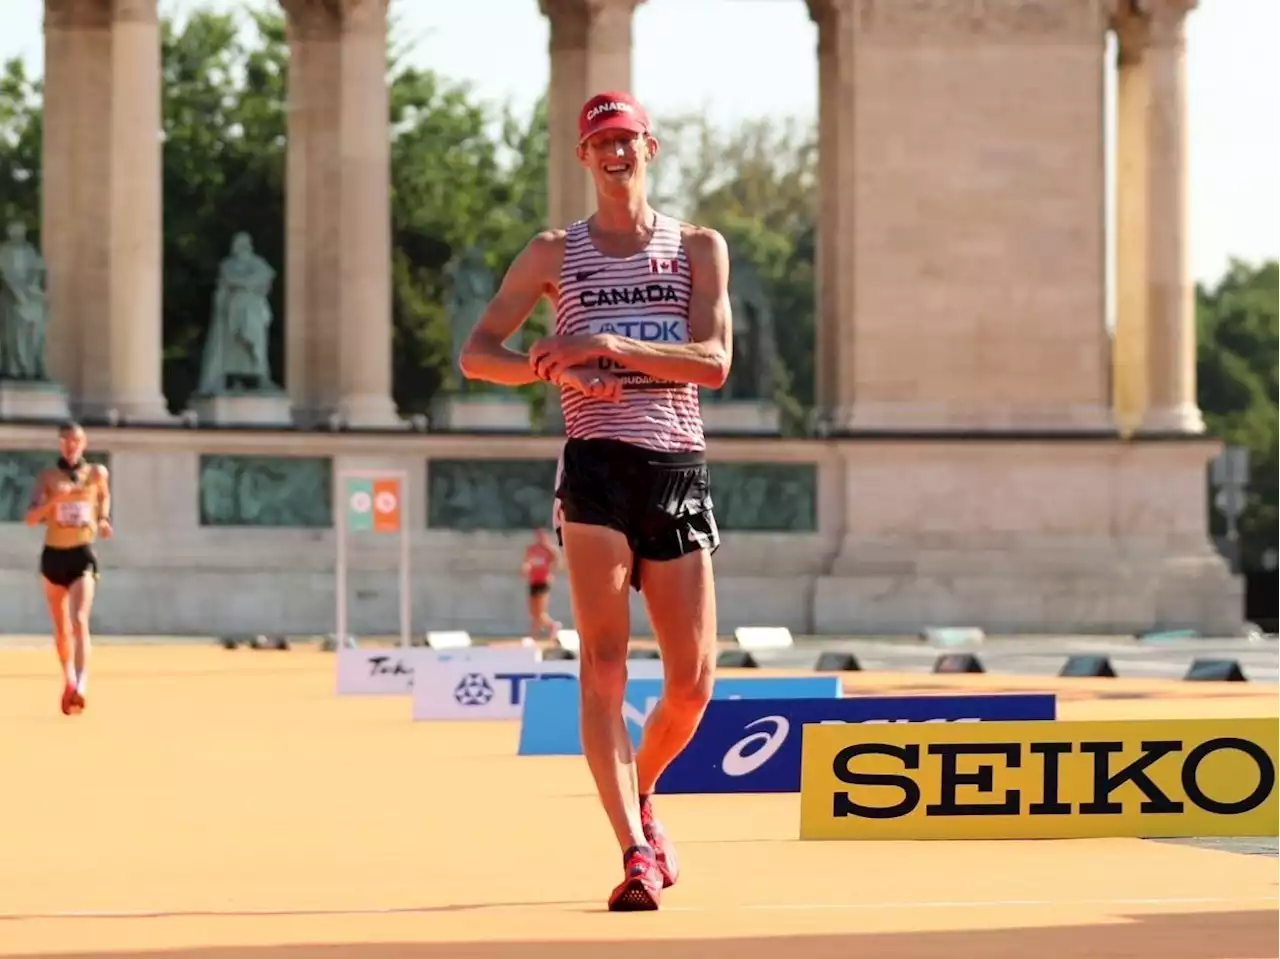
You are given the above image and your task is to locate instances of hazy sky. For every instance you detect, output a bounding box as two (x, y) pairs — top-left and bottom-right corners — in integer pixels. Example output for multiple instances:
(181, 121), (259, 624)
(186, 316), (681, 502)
(1, 0), (1276, 284)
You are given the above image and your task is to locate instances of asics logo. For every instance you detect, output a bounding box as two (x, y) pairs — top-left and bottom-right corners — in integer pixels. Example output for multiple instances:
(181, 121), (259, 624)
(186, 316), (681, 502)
(720, 715), (790, 777)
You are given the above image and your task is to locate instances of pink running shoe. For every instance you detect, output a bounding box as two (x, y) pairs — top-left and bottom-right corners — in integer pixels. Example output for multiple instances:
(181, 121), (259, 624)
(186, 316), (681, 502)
(640, 795), (679, 888)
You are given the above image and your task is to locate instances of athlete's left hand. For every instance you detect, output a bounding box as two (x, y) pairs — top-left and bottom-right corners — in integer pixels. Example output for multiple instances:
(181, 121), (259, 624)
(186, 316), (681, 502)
(528, 334), (612, 382)
(98, 519), (113, 539)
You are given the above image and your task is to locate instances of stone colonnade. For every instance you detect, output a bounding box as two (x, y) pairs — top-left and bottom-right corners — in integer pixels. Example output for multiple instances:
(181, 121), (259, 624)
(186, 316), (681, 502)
(38, 0), (1203, 433)
(41, 0), (403, 426)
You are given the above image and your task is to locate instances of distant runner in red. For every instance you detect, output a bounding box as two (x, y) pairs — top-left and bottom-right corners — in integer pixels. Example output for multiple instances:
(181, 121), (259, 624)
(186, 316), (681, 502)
(522, 528), (561, 639)
(459, 89), (732, 911)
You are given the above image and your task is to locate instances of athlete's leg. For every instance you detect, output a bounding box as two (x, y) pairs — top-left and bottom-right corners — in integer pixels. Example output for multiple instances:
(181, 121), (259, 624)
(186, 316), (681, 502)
(68, 573), (96, 704)
(634, 547), (717, 794)
(557, 440), (665, 910)
(561, 521), (647, 853)
(526, 588), (540, 637)
(536, 588), (558, 636)
(631, 545), (716, 888)
(631, 505), (719, 888)
(528, 586), (551, 638)
(41, 578), (75, 710)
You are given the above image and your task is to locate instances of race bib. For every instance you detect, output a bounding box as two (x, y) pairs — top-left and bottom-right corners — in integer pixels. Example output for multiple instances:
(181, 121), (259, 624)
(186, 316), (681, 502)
(55, 501), (93, 527)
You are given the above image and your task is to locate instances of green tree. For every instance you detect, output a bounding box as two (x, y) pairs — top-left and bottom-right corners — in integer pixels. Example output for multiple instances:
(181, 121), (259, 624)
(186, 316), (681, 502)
(1197, 258), (1279, 572)
(387, 78), (548, 414)
(160, 6), (288, 410)
(0, 57), (41, 240)
(649, 113), (818, 432)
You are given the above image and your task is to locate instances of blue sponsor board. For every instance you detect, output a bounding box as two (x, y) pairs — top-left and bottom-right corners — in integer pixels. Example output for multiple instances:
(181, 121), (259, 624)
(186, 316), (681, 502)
(517, 675), (843, 757)
(655, 693), (1058, 794)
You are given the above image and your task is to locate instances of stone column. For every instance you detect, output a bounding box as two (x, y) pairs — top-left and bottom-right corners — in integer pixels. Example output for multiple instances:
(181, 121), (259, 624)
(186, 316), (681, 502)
(103, 0), (170, 421)
(40, 0), (168, 421)
(811, 0), (1112, 432)
(539, 0), (645, 228)
(39, 0), (102, 393)
(1112, 5), (1151, 438)
(282, 0), (400, 429)
(537, 0), (644, 430)
(806, 0), (856, 428)
(1139, 0), (1203, 434)
(284, 8), (319, 422)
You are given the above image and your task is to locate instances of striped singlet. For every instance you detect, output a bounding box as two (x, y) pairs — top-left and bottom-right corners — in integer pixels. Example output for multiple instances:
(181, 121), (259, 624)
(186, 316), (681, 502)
(554, 213), (705, 453)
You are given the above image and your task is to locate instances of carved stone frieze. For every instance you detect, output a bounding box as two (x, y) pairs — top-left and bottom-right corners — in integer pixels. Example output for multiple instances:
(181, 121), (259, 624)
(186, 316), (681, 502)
(853, 0), (1110, 42)
(112, 0), (158, 23)
(279, 0), (389, 41)
(805, 0), (857, 55)
(44, 0), (112, 30)
(538, 0), (646, 51)
(1137, 0), (1197, 48)
(1113, 0), (1196, 63)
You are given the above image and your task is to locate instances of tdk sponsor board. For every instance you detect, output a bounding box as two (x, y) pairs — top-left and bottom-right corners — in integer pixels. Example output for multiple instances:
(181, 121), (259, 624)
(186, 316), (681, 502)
(655, 694), (1058, 795)
(517, 675), (844, 756)
(335, 645), (541, 695)
(411, 658), (664, 721)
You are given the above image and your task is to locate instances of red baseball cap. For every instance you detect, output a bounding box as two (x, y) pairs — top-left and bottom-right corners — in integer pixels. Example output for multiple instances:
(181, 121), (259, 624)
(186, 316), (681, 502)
(578, 91), (651, 145)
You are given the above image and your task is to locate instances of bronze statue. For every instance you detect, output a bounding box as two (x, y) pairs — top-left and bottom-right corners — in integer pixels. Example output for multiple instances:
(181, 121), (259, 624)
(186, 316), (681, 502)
(196, 232), (278, 395)
(0, 221), (49, 381)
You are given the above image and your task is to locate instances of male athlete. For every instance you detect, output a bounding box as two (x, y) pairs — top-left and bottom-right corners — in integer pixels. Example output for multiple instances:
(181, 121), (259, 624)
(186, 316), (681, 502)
(460, 91), (731, 911)
(522, 527), (561, 639)
(24, 421), (113, 715)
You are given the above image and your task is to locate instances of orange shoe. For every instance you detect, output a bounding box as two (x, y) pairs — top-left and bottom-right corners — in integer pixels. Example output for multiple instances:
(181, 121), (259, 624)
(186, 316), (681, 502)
(68, 689), (85, 714)
(60, 683), (76, 715)
(607, 845), (663, 912)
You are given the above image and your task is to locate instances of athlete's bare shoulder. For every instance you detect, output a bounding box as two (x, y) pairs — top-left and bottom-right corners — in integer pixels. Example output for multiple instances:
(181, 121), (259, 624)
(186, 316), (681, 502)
(90, 463), (110, 483)
(517, 229), (568, 292)
(676, 221), (729, 262)
(525, 228), (566, 263)
(527, 227), (566, 251)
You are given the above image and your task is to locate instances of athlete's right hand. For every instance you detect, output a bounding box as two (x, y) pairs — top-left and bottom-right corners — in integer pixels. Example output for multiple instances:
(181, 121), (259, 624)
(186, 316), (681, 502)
(556, 366), (623, 402)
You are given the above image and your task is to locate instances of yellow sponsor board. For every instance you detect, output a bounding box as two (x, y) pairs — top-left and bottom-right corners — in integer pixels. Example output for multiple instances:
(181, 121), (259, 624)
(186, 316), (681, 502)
(798, 718), (1279, 840)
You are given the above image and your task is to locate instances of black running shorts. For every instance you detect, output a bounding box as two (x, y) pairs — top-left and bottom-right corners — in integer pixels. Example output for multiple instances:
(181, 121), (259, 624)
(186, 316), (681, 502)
(554, 437), (720, 591)
(40, 544), (98, 589)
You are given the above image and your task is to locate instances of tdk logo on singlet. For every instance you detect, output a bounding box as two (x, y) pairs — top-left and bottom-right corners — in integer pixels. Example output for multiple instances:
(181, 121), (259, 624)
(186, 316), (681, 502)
(586, 316), (688, 344)
(579, 283), (680, 309)
(585, 314), (688, 387)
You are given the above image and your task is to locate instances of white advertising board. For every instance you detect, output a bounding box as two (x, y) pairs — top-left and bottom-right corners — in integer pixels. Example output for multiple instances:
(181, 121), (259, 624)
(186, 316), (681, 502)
(410, 658), (663, 720)
(336, 645), (541, 695)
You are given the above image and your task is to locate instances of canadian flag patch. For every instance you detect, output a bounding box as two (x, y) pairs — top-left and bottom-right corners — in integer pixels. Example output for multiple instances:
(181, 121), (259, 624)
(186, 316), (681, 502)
(649, 258), (679, 274)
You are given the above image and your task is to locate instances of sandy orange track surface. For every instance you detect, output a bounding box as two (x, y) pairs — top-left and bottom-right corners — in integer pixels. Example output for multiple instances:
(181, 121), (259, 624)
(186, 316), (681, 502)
(1, 646), (1276, 959)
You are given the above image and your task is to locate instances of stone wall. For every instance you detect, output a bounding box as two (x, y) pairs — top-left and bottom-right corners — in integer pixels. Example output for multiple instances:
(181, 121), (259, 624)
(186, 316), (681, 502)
(0, 425), (1240, 637)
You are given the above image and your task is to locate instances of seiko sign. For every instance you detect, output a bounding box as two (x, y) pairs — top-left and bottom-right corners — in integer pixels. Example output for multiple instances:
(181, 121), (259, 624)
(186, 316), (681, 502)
(830, 737), (1275, 819)
(797, 718), (1280, 841)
